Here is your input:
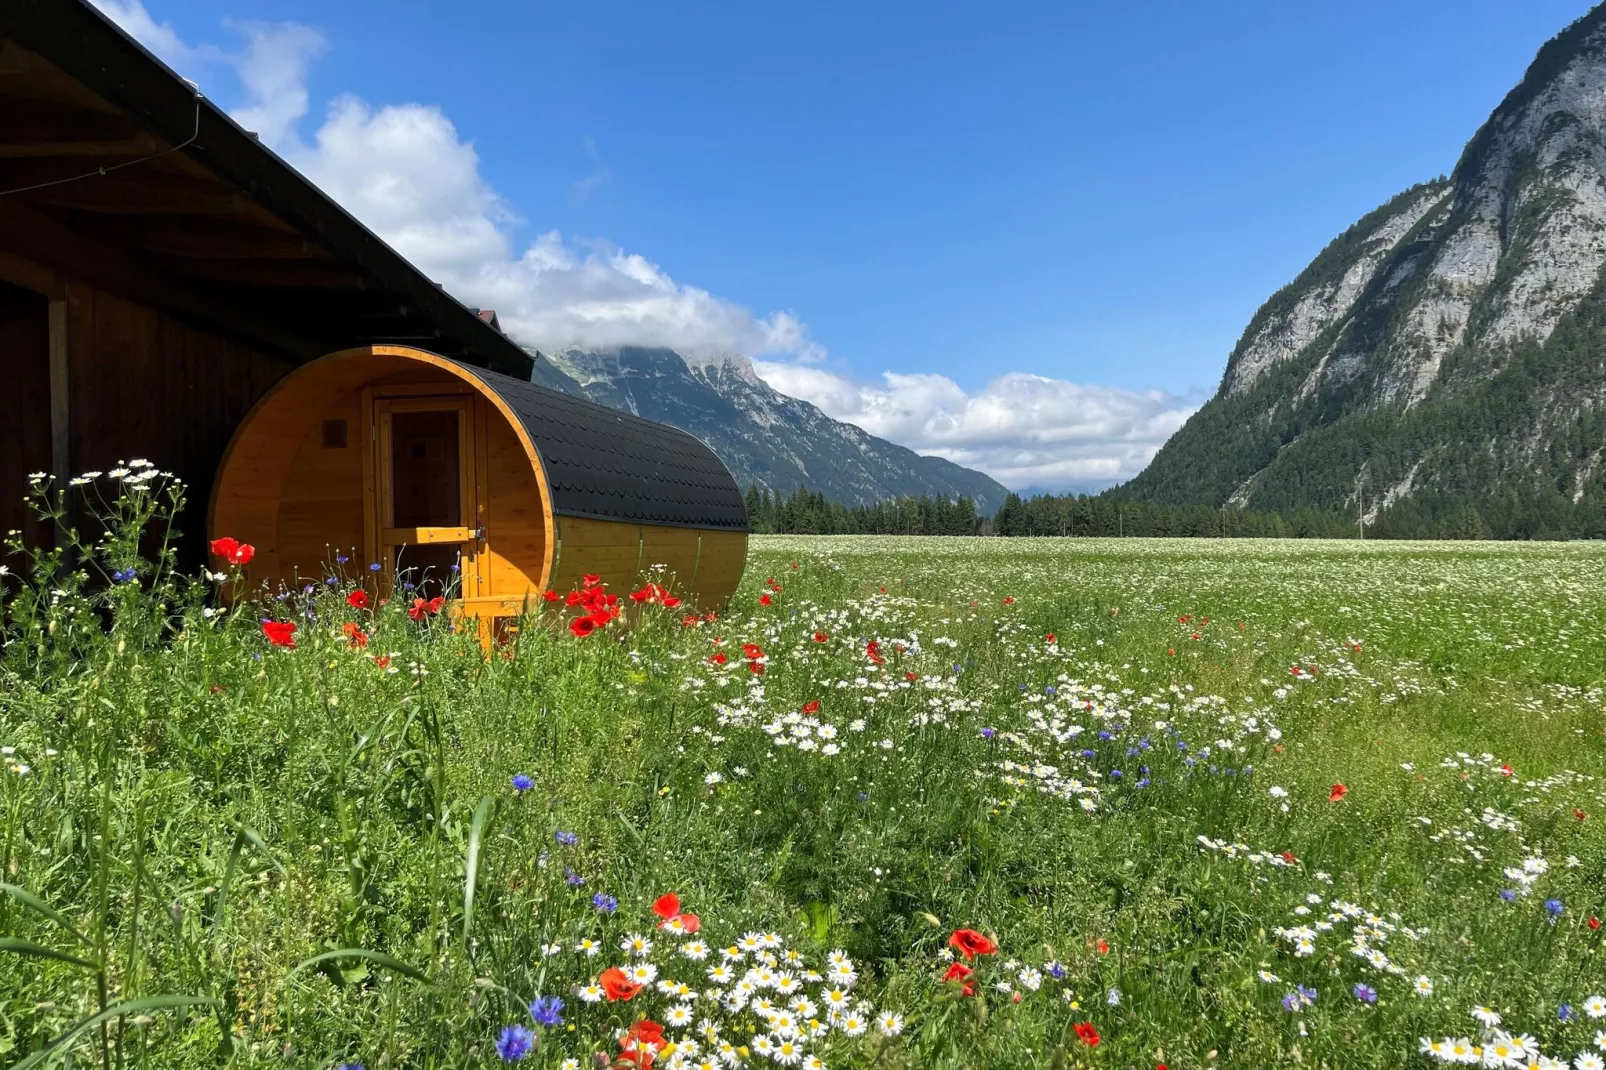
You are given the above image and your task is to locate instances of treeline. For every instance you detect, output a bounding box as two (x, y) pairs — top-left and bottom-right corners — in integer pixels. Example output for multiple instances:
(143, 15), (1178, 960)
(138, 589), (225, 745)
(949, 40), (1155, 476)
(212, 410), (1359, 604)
(745, 485), (980, 535)
(746, 484), (1526, 539)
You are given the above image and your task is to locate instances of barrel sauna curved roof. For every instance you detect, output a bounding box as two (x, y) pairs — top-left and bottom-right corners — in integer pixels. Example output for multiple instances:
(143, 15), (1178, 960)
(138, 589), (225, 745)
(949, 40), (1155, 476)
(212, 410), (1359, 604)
(456, 362), (749, 532)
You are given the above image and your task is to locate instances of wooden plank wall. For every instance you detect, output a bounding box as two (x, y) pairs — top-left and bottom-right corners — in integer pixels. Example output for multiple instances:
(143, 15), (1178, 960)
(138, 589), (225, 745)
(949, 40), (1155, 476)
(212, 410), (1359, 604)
(0, 280), (53, 554)
(274, 389), (364, 583)
(63, 283), (295, 559)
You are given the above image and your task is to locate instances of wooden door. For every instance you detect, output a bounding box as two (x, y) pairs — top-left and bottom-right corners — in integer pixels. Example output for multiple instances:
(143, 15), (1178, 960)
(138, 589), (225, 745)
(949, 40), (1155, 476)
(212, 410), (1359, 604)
(372, 395), (481, 603)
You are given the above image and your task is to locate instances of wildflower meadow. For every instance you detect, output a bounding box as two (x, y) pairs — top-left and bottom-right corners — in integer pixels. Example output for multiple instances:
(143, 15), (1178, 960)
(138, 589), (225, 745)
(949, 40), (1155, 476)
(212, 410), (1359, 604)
(2, 470), (1605, 1068)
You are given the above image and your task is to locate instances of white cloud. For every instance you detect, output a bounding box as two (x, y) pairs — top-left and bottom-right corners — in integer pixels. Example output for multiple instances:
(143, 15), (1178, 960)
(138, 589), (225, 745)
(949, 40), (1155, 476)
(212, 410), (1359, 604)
(93, 0), (824, 364)
(91, 0), (1187, 492)
(752, 362), (1198, 491)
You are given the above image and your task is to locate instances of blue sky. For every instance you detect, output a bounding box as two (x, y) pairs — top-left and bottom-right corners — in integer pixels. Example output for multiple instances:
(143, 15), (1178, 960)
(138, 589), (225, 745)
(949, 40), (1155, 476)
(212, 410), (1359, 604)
(97, 0), (1598, 489)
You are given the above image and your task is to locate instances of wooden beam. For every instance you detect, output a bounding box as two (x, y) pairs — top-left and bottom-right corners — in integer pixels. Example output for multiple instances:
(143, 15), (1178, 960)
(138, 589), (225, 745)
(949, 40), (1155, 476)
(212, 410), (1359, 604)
(0, 247), (65, 297)
(0, 199), (326, 360)
(0, 133), (157, 160)
(47, 296), (68, 497)
(138, 255), (365, 289)
(59, 213), (320, 259)
(8, 166), (250, 215)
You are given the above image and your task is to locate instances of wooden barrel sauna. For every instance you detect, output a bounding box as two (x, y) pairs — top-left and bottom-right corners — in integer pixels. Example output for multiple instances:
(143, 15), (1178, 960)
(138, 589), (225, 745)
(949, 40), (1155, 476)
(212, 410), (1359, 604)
(208, 345), (748, 637)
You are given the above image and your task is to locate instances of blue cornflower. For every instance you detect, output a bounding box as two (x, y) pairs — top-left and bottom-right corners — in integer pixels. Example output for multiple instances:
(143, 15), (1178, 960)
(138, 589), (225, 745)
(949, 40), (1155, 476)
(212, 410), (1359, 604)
(981, 727), (996, 740)
(555, 830), (579, 846)
(369, 562), (381, 571)
(1296, 984), (1318, 1005)
(325, 576), (338, 585)
(1135, 777), (1151, 788)
(1110, 770), (1123, 780)
(1353, 983), (1377, 1003)
(528, 995), (564, 1028)
(1046, 960), (1065, 980)
(1177, 741), (1188, 751)
(1560, 1003), (1575, 1022)
(336, 554), (350, 564)
(1126, 747), (1140, 757)
(512, 774), (534, 794)
(593, 892), (618, 914)
(1281, 992), (1300, 1012)
(565, 869), (586, 887)
(1044, 686), (1056, 695)
(1499, 889), (1517, 902)
(857, 791), (869, 801)
(1098, 730), (1112, 741)
(1080, 748), (1096, 759)
(112, 567), (137, 584)
(1546, 898), (1565, 917)
(495, 1024), (533, 1062)
(337, 1064), (363, 1070)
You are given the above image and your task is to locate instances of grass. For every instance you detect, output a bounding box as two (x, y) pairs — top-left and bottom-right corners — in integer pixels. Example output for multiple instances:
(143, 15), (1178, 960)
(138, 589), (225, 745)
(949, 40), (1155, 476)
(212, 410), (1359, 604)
(2, 473), (1605, 1069)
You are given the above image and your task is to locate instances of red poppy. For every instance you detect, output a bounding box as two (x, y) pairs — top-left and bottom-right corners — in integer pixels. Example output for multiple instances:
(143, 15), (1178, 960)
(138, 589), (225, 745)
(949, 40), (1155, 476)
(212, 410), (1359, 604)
(342, 621), (368, 649)
(866, 640), (885, 665)
(759, 593), (772, 606)
(742, 643), (764, 659)
(748, 660), (765, 675)
(653, 893), (681, 919)
(790, 562), (798, 569)
(948, 929), (998, 960)
(1002, 596), (1015, 604)
(619, 1019), (665, 1067)
(625, 1020), (664, 1047)
(1045, 633), (1056, 643)
(1575, 809), (1588, 821)
(209, 537), (255, 565)
(682, 614), (700, 627)
(582, 573), (602, 589)
(802, 700), (821, 715)
(346, 589), (369, 610)
(599, 966), (642, 1001)
(261, 620), (296, 648)
(941, 961), (976, 996)
(1280, 850), (1297, 865)
(1590, 916), (1601, 931)
(569, 616), (597, 638)
(1095, 938), (1110, 954)
(709, 651), (727, 665)
(373, 655), (391, 670)
(1328, 784), (1348, 802)
(1074, 1022), (1101, 1047)
(812, 630), (828, 643)
(1500, 764), (1514, 777)
(543, 589), (561, 602)
(663, 595), (681, 608)
(1167, 648), (1176, 656)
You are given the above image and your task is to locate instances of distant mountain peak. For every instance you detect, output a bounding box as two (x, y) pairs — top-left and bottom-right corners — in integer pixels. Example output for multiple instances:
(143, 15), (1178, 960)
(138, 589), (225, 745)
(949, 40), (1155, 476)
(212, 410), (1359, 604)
(528, 345), (1010, 511)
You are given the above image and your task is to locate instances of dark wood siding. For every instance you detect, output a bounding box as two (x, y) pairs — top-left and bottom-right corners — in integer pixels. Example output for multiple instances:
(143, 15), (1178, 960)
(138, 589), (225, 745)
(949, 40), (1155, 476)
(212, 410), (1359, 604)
(62, 283), (295, 557)
(0, 280), (52, 554)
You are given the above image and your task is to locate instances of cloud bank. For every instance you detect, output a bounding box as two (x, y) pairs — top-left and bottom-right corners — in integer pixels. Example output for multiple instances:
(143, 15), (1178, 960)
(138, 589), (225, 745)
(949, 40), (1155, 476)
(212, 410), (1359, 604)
(91, 0), (1192, 491)
(753, 363), (1197, 490)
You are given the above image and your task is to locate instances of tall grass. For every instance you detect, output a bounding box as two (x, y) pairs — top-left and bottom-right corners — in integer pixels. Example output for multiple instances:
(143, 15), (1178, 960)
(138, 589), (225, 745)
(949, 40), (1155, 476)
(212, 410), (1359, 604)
(1, 475), (1603, 1068)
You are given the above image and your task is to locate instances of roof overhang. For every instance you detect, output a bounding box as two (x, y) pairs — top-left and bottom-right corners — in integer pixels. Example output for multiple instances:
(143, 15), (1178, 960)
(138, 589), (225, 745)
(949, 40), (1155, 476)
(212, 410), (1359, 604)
(0, 0), (532, 378)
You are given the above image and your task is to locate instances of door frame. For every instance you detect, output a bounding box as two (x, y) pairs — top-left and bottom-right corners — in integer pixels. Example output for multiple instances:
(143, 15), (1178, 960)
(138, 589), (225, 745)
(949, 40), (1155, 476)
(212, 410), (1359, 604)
(362, 387), (487, 603)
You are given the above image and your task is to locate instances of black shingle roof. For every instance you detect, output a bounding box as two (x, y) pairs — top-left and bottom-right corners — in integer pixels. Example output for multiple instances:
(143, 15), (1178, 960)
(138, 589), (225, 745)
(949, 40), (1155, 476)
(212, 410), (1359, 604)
(461, 363), (749, 531)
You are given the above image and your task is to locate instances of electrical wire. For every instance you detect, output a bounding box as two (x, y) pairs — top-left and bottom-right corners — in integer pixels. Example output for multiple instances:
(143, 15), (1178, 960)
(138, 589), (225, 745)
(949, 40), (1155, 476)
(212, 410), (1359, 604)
(0, 88), (202, 198)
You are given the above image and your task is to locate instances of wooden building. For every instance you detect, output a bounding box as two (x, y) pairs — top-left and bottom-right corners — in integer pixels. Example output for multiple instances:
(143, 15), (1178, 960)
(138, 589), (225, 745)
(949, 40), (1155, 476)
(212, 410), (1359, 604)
(211, 346), (748, 634)
(0, 1), (747, 613)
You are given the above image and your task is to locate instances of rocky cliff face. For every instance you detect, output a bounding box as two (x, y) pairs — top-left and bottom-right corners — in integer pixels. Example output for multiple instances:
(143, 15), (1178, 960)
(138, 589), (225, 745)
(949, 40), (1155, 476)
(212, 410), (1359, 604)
(530, 347), (1011, 512)
(1119, 5), (1606, 538)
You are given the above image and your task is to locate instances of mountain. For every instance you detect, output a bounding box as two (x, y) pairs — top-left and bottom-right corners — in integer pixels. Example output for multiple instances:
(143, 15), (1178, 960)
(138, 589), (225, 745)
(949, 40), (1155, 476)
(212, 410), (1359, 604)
(527, 347), (1011, 512)
(1113, 5), (1606, 539)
